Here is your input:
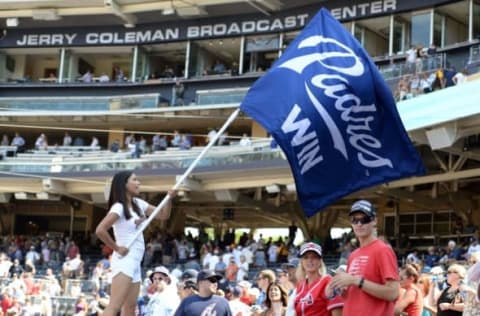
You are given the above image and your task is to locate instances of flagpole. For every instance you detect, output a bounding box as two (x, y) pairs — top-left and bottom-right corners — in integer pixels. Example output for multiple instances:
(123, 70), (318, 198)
(126, 108), (241, 249)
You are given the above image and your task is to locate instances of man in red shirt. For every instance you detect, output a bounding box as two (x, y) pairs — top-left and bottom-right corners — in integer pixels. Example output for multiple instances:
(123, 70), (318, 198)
(327, 200), (400, 316)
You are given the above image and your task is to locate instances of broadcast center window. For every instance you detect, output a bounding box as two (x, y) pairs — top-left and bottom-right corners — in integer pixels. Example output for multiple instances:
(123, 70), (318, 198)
(392, 16), (410, 54)
(146, 42), (187, 80)
(433, 12), (445, 47)
(243, 34), (280, 73)
(3, 48), (59, 82)
(69, 46), (133, 83)
(435, 1), (468, 46)
(188, 37), (240, 77)
(474, 1), (480, 40)
(411, 11), (432, 48)
(353, 16), (389, 57)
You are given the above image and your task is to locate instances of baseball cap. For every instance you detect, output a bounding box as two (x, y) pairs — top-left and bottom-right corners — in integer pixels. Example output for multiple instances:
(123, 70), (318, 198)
(237, 280), (252, 289)
(197, 269), (223, 282)
(181, 269), (198, 280)
(150, 266), (170, 283)
(281, 258), (299, 270)
(349, 200), (376, 218)
(232, 286), (242, 297)
(183, 280), (198, 291)
(299, 242), (322, 257)
(276, 268), (287, 275)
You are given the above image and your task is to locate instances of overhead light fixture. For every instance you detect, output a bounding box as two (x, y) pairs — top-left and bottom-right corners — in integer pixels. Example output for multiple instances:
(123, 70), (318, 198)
(286, 183), (296, 192)
(265, 184), (280, 194)
(124, 23), (135, 28)
(32, 9), (60, 21)
(6, 18), (19, 28)
(14, 192), (27, 200)
(176, 6), (206, 16)
(36, 192), (50, 200)
(162, 8), (175, 15)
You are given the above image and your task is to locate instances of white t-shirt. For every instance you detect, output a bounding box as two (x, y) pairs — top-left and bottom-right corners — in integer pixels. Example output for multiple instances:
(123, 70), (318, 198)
(110, 197), (149, 261)
(237, 261), (249, 281)
(454, 72), (467, 84)
(229, 299), (251, 316)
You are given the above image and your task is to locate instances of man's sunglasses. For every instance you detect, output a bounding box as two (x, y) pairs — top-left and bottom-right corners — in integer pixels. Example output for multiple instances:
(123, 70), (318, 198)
(206, 277), (218, 283)
(350, 216), (373, 225)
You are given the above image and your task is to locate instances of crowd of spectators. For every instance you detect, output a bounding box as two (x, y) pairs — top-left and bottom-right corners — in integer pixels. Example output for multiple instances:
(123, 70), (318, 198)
(388, 42), (476, 103)
(0, 129), (258, 158)
(393, 64), (471, 102)
(0, 224), (480, 315)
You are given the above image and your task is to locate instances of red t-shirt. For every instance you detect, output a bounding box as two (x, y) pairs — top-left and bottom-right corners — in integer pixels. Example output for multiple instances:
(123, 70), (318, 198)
(343, 239), (399, 316)
(294, 275), (344, 316)
(239, 294), (252, 306)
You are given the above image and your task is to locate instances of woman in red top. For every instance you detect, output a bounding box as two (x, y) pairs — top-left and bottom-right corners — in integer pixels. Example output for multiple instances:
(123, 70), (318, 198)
(394, 264), (424, 316)
(294, 242), (343, 316)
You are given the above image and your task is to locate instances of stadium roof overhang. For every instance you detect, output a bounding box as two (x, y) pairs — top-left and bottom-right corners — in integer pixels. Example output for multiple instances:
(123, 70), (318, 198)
(0, 0), (310, 29)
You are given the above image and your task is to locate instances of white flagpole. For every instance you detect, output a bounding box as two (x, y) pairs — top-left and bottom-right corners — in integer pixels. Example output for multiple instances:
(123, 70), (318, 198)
(126, 108), (241, 248)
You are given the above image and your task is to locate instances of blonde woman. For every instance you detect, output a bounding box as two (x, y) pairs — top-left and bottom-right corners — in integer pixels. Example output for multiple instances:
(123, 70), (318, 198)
(294, 242), (343, 316)
(428, 263), (466, 316)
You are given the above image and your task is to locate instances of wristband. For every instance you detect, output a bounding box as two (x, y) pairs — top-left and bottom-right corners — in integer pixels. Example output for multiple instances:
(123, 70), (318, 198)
(358, 277), (365, 289)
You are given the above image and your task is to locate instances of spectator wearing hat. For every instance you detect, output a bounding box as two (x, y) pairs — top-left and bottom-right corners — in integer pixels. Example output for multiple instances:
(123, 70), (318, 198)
(294, 242), (343, 316)
(174, 269), (232, 316)
(178, 279), (198, 300)
(145, 266), (180, 316)
(328, 200), (400, 316)
(181, 269), (199, 283)
(228, 286), (251, 315)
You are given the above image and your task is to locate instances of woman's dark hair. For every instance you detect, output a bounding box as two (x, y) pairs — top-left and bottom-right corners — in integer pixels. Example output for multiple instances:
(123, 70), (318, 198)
(264, 281), (288, 309)
(108, 171), (141, 220)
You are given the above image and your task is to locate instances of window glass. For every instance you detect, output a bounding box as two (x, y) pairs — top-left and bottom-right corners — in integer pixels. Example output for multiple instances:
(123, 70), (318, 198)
(411, 12), (431, 47)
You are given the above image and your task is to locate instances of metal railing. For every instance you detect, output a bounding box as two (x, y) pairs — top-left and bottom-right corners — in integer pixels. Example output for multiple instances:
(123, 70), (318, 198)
(378, 54), (444, 79)
(0, 93), (160, 111)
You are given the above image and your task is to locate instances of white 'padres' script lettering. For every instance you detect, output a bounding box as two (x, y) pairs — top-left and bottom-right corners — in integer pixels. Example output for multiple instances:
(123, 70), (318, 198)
(279, 35), (392, 174)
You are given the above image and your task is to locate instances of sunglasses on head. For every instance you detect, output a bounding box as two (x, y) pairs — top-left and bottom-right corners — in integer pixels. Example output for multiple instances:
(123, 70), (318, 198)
(350, 216), (373, 225)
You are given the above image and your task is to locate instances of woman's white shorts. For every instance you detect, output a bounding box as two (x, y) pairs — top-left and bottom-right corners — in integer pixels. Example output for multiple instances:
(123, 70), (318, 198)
(110, 254), (142, 283)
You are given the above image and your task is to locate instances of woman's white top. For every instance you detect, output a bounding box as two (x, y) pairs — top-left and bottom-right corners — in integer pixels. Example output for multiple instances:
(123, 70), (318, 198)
(109, 197), (149, 261)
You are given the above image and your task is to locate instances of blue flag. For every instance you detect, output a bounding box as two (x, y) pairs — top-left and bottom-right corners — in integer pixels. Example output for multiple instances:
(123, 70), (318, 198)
(240, 8), (425, 217)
